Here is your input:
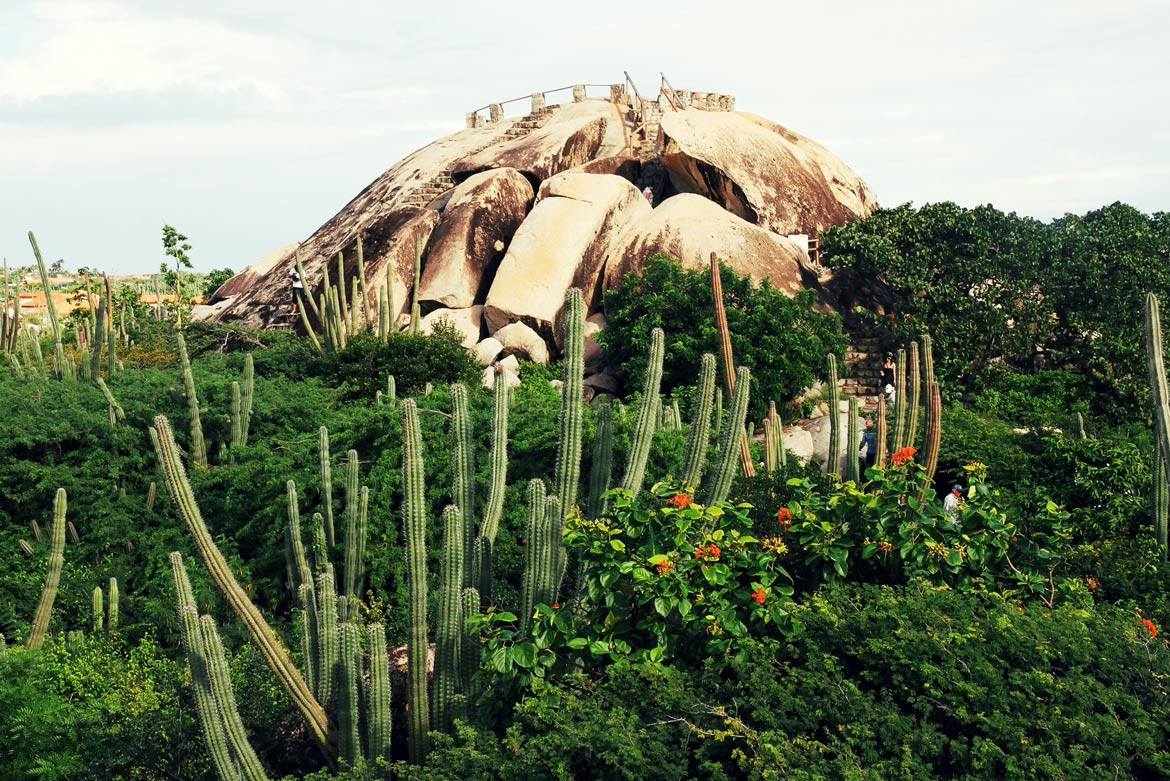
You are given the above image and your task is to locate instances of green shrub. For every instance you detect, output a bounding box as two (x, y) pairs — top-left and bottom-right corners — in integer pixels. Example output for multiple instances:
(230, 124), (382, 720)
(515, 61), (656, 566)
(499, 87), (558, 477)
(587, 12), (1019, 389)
(601, 254), (846, 418)
(326, 327), (481, 400)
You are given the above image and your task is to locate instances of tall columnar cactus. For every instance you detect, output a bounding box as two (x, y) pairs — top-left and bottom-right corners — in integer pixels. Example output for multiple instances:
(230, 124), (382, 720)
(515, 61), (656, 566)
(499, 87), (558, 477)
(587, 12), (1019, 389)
(366, 623), (392, 765)
(480, 368), (509, 543)
(893, 349), (908, 451)
(709, 252), (756, 477)
(410, 238), (423, 334)
(521, 479), (548, 630)
(846, 396), (860, 483)
(704, 366), (751, 506)
(876, 395), (889, 467)
(27, 232), (67, 379)
(107, 576), (119, 633)
(356, 236), (372, 330)
(400, 399), (430, 762)
(763, 400), (786, 474)
(555, 289), (585, 519)
(240, 354), (254, 447)
(27, 488), (66, 650)
(316, 571), (339, 707)
(586, 400), (615, 519)
(620, 327), (665, 496)
(91, 291), (107, 379)
(319, 427), (336, 547)
(827, 354), (841, 478)
(93, 585), (105, 634)
(907, 341), (922, 449)
(919, 335), (934, 448)
(342, 450), (366, 603)
(200, 616), (271, 781)
(450, 383), (475, 584)
(458, 586), (482, 720)
(713, 387), (724, 440)
(434, 504), (465, 733)
(103, 274), (118, 375)
(176, 334), (208, 469)
(151, 417), (332, 757)
(681, 354), (717, 488)
(337, 622), (362, 767)
(230, 382), (243, 450)
(922, 381), (942, 482)
(1144, 293), (1170, 558)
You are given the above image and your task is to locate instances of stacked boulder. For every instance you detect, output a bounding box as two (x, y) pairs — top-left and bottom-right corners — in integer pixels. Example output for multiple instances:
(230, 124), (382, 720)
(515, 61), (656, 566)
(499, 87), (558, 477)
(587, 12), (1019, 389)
(198, 86), (877, 387)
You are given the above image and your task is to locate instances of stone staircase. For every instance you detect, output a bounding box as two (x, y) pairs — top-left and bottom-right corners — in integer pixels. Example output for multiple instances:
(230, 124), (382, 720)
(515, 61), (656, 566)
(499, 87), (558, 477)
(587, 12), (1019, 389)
(403, 106), (559, 209)
(840, 314), (888, 410)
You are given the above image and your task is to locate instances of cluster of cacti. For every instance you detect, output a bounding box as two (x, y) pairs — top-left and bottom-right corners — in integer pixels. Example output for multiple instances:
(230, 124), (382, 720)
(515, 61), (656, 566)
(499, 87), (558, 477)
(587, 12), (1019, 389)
(150, 416), (331, 756)
(91, 577), (120, 636)
(1144, 293), (1170, 560)
(1, 259), (22, 354)
(27, 488), (67, 650)
(762, 399), (786, 474)
(228, 354), (255, 449)
(172, 553), (271, 781)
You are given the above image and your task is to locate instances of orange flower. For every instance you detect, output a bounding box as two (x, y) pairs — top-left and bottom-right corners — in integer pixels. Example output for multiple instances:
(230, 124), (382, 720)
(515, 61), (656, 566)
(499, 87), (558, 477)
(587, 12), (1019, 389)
(657, 559), (675, 576)
(891, 446), (917, 465)
(752, 588), (766, 604)
(668, 493), (693, 509)
(694, 543), (721, 561)
(776, 507), (793, 529)
(1142, 618), (1158, 639)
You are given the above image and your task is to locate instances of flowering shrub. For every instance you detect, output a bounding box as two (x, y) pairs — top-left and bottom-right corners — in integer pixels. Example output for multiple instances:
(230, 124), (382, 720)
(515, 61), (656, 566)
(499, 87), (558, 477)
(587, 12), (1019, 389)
(471, 483), (797, 690)
(778, 453), (1073, 599)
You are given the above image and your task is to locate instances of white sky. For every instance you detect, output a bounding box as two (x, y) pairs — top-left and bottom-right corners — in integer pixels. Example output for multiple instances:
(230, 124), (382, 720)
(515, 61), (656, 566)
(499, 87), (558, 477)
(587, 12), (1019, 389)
(1, 0), (1167, 275)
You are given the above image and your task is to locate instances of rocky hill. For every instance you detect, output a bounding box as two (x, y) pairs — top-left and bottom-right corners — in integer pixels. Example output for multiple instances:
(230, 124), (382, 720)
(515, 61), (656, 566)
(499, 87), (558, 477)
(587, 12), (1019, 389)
(198, 81), (878, 366)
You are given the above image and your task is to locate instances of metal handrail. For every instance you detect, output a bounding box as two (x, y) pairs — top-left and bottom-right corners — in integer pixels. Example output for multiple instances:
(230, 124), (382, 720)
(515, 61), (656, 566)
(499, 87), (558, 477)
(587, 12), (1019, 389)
(467, 82), (624, 117)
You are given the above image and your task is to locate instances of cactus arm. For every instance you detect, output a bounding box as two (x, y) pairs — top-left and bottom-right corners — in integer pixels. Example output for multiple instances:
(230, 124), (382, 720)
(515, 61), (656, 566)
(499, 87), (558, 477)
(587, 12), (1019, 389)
(176, 334), (208, 468)
(337, 622), (362, 766)
(450, 383), (476, 585)
(319, 427), (336, 547)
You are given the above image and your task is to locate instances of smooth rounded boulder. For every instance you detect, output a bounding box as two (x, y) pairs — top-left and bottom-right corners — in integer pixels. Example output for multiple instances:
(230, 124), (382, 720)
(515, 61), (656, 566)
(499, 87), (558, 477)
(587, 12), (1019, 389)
(418, 168), (533, 309)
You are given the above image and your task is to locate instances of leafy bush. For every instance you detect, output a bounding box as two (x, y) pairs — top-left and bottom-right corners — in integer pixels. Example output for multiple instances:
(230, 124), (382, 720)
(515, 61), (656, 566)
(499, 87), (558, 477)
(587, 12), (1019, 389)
(326, 328), (481, 400)
(601, 254), (846, 418)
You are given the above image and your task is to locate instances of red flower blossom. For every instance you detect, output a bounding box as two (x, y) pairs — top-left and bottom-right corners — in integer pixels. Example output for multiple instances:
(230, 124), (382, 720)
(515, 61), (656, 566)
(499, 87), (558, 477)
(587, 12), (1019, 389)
(694, 543), (721, 561)
(891, 446), (917, 465)
(657, 559), (675, 576)
(668, 493), (693, 509)
(776, 507), (793, 529)
(1143, 618), (1158, 639)
(752, 588), (766, 604)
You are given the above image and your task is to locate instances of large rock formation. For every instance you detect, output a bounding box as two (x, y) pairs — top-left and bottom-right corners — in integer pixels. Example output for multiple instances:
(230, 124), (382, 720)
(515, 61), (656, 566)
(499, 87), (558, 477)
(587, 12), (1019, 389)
(200, 82), (878, 363)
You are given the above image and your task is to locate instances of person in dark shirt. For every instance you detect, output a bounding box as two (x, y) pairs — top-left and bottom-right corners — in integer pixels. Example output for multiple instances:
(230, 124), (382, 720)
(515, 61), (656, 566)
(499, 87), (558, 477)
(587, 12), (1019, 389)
(880, 354), (896, 406)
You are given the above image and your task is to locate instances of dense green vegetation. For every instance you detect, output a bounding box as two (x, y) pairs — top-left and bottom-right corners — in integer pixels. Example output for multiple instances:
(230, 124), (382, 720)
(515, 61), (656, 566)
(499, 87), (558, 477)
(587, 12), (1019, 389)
(2, 201), (1170, 780)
